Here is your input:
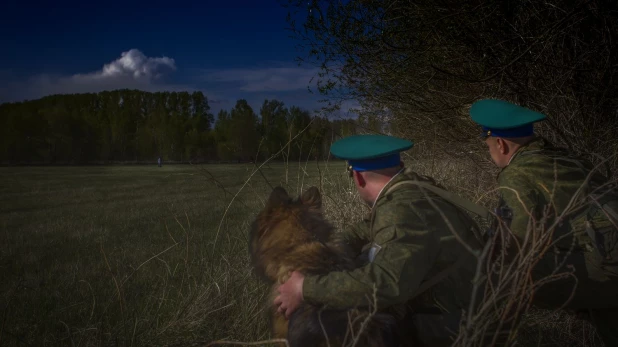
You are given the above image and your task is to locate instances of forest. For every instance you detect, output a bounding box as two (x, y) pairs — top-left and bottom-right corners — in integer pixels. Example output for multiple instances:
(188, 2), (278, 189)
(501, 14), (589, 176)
(0, 89), (360, 165)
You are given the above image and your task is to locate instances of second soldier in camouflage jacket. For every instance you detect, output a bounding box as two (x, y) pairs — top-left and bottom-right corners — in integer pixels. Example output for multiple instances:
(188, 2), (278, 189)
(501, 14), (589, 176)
(469, 98), (618, 347)
(496, 137), (618, 261)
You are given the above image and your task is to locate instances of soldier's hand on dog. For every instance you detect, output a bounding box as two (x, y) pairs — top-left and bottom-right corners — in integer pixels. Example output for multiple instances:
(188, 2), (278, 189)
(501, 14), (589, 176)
(274, 270), (305, 319)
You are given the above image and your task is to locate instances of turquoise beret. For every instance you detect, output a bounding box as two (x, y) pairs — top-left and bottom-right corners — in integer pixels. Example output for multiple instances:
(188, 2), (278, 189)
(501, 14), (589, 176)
(470, 99), (547, 138)
(330, 134), (413, 171)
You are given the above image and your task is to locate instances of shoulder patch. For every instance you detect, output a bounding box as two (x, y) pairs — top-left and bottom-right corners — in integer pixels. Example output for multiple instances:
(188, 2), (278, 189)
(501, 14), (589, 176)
(368, 242), (382, 262)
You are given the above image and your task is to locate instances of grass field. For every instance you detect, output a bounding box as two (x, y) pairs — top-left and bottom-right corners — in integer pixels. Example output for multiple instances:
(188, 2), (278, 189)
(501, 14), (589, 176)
(0, 161), (368, 346)
(0, 160), (604, 346)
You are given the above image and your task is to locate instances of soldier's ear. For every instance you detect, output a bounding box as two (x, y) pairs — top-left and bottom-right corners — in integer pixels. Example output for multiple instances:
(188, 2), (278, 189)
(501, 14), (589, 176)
(301, 186), (322, 210)
(496, 138), (507, 155)
(354, 171), (366, 188)
(268, 186), (289, 208)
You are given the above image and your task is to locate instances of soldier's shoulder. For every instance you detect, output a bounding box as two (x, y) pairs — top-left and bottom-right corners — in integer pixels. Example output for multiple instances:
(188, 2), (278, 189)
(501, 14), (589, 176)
(503, 143), (567, 177)
(377, 187), (422, 212)
(510, 147), (556, 166)
(371, 200), (424, 236)
(497, 160), (534, 187)
(380, 174), (457, 215)
(375, 184), (427, 220)
(508, 141), (593, 180)
(512, 138), (580, 165)
(381, 173), (440, 204)
(498, 146), (583, 191)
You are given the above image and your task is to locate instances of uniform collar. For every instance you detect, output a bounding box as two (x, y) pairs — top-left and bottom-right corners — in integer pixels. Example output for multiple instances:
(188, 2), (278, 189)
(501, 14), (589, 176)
(506, 152), (517, 166)
(510, 137), (546, 164)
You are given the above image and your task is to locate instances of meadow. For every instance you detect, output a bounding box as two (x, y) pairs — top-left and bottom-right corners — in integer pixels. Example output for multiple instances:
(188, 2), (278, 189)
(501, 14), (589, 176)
(0, 161), (367, 346)
(0, 160), (603, 346)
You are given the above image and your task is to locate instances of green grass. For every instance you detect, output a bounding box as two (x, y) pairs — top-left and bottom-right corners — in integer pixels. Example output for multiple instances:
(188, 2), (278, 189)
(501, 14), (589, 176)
(0, 161), (362, 346)
(0, 160), (603, 347)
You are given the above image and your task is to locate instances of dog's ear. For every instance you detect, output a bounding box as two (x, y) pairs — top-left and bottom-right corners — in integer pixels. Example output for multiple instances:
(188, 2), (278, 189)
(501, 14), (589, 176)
(301, 186), (321, 210)
(268, 186), (289, 208)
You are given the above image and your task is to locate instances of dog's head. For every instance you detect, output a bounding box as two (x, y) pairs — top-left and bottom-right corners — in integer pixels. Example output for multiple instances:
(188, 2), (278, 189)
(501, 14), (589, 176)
(248, 186), (334, 280)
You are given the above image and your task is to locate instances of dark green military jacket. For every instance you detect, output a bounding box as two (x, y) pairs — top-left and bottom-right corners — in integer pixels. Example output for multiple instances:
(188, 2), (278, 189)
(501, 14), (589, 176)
(496, 137), (618, 255)
(494, 137), (618, 312)
(302, 168), (484, 317)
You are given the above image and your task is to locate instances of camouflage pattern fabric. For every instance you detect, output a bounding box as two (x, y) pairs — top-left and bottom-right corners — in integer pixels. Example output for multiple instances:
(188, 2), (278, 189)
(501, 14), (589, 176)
(496, 137), (617, 252)
(302, 168), (484, 341)
(495, 137), (618, 346)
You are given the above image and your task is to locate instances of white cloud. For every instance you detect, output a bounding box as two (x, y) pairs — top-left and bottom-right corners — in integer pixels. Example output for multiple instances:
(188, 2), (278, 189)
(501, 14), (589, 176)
(75, 48), (176, 81)
(0, 49), (181, 103)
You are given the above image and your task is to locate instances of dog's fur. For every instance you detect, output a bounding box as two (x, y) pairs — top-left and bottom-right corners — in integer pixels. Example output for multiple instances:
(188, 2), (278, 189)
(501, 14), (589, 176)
(248, 186), (401, 347)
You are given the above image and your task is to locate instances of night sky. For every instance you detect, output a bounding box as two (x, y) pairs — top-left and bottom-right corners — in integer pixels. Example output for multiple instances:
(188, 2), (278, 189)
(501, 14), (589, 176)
(0, 0), (355, 116)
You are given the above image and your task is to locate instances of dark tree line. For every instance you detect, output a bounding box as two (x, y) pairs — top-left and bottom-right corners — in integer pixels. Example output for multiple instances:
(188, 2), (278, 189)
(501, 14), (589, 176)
(0, 89), (359, 164)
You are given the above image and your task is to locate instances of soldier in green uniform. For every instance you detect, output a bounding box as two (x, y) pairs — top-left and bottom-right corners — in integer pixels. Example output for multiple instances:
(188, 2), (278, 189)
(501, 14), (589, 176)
(469, 98), (618, 346)
(274, 134), (488, 346)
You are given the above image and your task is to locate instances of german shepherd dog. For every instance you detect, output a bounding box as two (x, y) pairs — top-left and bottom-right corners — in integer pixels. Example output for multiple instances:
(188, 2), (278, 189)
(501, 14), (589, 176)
(248, 186), (401, 347)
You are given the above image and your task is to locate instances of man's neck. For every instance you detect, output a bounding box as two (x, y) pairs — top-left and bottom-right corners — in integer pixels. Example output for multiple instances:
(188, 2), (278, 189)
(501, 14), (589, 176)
(505, 147), (520, 166)
(370, 168), (404, 207)
(504, 136), (537, 166)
